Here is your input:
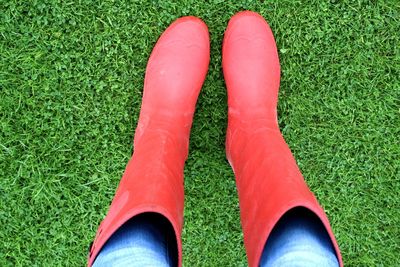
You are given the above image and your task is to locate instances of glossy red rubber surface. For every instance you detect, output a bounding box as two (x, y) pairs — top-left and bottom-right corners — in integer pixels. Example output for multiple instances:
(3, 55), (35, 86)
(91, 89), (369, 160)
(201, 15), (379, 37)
(88, 16), (210, 267)
(223, 11), (343, 267)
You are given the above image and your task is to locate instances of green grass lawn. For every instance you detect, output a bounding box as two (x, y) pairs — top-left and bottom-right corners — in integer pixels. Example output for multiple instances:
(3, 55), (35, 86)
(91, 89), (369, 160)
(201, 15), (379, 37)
(1, 0), (399, 266)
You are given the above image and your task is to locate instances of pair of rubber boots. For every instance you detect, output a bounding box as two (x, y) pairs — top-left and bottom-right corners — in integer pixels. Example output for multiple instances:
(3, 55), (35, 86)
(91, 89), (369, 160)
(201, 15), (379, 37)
(88, 11), (343, 267)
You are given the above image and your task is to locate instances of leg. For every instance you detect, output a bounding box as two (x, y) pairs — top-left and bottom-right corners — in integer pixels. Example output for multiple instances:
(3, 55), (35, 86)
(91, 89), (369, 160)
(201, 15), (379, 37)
(88, 17), (210, 266)
(222, 11), (343, 266)
(93, 213), (176, 267)
(260, 208), (339, 267)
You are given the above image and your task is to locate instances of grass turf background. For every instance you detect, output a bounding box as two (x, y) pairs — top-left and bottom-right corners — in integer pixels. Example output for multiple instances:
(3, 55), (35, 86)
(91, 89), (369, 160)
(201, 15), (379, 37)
(1, 0), (399, 266)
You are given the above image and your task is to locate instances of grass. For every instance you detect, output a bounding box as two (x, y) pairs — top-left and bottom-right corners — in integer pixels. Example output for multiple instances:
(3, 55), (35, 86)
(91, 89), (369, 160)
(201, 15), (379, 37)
(1, 0), (399, 266)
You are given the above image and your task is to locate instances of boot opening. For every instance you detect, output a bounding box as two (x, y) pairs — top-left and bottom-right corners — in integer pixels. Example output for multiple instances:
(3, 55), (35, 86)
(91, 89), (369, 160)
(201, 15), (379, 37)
(93, 212), (178, 267)
(259, 207), (339, 267)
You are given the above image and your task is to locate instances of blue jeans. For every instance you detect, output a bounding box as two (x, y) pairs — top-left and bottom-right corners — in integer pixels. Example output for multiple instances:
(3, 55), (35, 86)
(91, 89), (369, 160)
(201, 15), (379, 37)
(260, 208), (339, 267)
(92, 213), (177, 267)
(93, 209), (339, 267)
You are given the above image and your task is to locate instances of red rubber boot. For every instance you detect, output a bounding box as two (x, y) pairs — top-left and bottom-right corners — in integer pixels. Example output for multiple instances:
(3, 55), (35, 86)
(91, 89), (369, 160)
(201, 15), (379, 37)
(222, 11), (343, 267)
(88, 16), (210, 267)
